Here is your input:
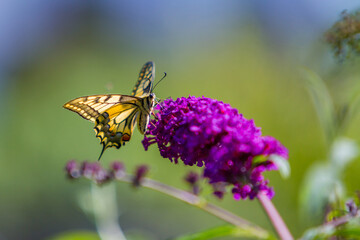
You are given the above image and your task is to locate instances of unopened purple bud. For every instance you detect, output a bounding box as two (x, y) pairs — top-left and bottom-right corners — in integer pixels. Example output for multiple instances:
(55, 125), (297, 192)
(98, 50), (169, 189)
(346, 200), (358, 216)
(111, 161), (125, 171)
(184, 171), (200, 195)
(185, 171), (199, 185)
(110, 161), (126, 179)
(65, 160), (80, 178)
(133, 165), (149, 187)
(64, 160), (113, 184)
(212, 182), (227, 199)
(81, 162), (102, 179)
(94, 168), (112, 185)
(214, 191), (225, 199)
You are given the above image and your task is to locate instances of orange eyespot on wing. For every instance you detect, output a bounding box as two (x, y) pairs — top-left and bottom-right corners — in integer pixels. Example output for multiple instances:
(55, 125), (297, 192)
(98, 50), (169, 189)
(121, 134), (131, 141)
(131, 61), (155, 97)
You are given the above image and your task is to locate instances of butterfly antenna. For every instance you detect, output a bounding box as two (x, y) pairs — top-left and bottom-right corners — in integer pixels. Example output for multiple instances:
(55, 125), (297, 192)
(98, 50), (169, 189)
(153, 72), (167, 90)
(98, 144), (106, 161)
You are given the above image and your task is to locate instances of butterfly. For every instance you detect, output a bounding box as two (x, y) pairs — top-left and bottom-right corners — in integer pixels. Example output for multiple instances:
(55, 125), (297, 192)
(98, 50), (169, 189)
(63, 61), (157, 160)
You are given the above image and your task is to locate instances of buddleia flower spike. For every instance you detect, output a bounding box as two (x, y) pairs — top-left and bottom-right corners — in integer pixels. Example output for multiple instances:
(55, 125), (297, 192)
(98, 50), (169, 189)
(143, 96), (289, 200)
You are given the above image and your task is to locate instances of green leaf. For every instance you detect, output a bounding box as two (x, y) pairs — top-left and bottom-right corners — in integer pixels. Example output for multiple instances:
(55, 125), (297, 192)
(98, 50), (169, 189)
(252, 155), (268, 165)
(174, 225), (275, 240)
(47, 230), (100, 240)
(335, 226), (360, 238)
(299, 137), (357, 222)
(301, 225), (335, 240)
(326, 209), (345, 222)
(300, 68), (336, 144)
(301, 221), (360, 240)
(268, 154), (291, 179)
(329, 138), (359, 170)
(341, 84), (360, 131)
(299, 163), (339, 221)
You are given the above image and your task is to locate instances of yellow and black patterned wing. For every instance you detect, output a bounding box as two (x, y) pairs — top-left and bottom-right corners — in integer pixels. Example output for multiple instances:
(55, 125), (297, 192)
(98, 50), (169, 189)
(63, 94), (138, 122)
(131, 61), (155, 97)
(64, 94), (142, 160)
(64, 61), (157, 160)
(95, 101), (141, 160)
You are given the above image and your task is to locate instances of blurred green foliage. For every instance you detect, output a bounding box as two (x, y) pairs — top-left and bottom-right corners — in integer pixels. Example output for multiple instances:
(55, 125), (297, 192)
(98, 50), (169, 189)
(325, 10), (360, 60)
(174, 225), (276, 240)
(48, 231), (100, 240)
(1, 5), (360, 240)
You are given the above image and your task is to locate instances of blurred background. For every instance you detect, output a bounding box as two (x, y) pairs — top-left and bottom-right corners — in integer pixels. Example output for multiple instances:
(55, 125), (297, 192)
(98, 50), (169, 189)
(1, 0), (360, 239)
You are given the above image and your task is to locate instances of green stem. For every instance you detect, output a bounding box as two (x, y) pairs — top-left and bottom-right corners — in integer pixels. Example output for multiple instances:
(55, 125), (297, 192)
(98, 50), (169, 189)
(117, 173), (270, 239)
(257, 191), (293, 240)
(90, 183), (127, 240)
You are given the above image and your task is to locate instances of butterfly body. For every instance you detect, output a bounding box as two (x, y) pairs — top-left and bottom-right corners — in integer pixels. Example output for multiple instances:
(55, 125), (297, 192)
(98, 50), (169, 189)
(63, 62), (156, 160)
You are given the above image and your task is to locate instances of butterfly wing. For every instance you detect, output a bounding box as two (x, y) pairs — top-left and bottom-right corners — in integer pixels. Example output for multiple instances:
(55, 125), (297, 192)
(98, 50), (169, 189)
(95, 101), (141, 159)
(64, 94), (142, 159)
(131, 61), (155, 97)
(64, 61), (157, 160)
(63, 94), (139, 122)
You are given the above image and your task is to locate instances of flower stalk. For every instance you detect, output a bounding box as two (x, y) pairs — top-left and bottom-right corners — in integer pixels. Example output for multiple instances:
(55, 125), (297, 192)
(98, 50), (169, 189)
(119, 172), (269, 238)
(257, 191), (293, 240)
(66, 160), (272, 238)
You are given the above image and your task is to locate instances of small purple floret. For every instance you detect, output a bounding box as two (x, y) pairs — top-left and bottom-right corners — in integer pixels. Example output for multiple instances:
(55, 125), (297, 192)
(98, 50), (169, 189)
(143, 96), (288, 200)
(111, 161), (126, 179)
(346, 199), (358, 216)
(80, 161), (111, 184)
(185, 171), (199, 185)
(65, 160), (127, 185)
(133, 165), (149, 187)
(184, 171), (200, 195)
(65, 160), (80, 178)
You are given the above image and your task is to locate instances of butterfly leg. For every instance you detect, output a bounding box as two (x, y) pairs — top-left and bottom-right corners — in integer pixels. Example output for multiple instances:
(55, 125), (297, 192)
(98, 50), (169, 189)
(151, 111), (159, 121)
(150, 121), (157, 128)
(154, 99), (164, 111)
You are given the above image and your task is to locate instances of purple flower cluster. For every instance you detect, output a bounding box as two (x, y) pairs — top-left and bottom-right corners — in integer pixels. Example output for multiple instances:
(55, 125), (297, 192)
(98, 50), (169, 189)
(65, 160), (148, 185)
(143, 96), (288, 200)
